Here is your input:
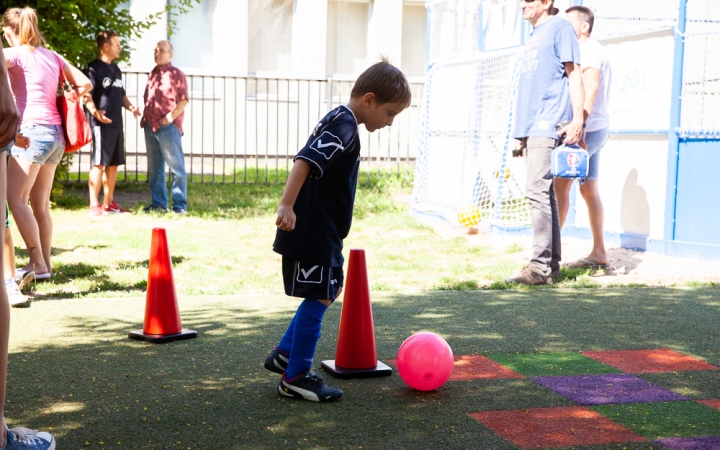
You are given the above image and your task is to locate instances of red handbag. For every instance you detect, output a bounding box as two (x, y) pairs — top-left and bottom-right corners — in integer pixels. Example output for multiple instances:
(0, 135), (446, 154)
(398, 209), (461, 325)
(54, 53), (92, 153)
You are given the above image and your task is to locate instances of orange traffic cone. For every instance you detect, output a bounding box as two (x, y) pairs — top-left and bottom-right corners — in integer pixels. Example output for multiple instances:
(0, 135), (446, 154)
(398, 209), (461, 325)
(321, 249), (392, 378)
(128, 228), (197, 343)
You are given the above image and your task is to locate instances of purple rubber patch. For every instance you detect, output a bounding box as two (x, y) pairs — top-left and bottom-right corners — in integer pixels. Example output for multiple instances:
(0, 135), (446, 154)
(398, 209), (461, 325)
(655, 436), (720, 450)
(531, 374), (690, 405)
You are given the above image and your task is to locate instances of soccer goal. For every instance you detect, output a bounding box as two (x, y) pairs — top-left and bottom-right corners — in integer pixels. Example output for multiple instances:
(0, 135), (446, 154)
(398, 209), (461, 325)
(413, 33), (528, 231)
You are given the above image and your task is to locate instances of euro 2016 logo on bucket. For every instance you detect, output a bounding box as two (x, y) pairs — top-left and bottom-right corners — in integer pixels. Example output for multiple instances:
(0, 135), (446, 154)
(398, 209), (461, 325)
(567, 152), (580, 168)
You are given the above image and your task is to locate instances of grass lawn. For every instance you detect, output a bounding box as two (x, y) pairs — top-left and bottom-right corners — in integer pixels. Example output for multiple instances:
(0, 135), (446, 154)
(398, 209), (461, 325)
(5, 175), (720, 449)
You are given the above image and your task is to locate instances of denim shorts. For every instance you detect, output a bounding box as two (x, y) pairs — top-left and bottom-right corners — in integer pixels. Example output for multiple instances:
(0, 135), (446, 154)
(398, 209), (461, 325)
(585, 128), (609, 181)
(11, 124), (66, 165)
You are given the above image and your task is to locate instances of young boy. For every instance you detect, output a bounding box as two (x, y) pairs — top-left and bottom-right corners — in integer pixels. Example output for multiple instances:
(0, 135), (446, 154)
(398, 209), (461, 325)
(265, 59), (412, 402)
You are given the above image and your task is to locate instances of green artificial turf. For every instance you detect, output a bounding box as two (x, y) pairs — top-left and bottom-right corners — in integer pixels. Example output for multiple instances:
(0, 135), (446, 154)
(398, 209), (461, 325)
(591, 401), (720, 439)
(486, 352), (621, 377)
(640, 371), (720, 400)
(5, 288), (720, 449)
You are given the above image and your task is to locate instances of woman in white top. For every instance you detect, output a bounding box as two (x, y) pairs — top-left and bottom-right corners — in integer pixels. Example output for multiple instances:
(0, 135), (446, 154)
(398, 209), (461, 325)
(2, 7), (91, 280)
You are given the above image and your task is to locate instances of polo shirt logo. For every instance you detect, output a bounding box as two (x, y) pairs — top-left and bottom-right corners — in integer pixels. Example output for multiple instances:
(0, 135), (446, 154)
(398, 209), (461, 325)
(310, 131), (344, 160)
(296, 263), (323, 284)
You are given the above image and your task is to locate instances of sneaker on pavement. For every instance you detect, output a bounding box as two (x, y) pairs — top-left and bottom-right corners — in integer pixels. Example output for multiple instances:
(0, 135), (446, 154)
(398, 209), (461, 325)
(4, 426), (56, 450)
(264, 347), (289, 374)
(142, 205), (168, 214)
(14, 269), (34, 290)
(5, 279), (30, 308)
(103, 201), (130, 215)
(504, 264), (552, 286)
(88, 205), (103, 217)
(278, 369), (342, 402)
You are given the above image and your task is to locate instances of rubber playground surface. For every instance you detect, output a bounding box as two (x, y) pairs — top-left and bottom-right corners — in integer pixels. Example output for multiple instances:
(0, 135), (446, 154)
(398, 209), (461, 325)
(6, 287), (720, 449)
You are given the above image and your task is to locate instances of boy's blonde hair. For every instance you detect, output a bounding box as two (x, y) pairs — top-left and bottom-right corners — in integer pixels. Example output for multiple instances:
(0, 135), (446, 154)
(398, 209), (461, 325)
(2, 7), (47, 48)
(351, 57), (412, 108)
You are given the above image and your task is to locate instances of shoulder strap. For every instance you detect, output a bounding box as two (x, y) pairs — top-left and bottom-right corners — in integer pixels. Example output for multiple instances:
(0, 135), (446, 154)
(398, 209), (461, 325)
(52, 52), (68, 87)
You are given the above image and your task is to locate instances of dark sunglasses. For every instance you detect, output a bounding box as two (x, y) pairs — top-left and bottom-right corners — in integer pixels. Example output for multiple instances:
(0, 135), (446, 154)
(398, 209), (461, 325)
(521, 0), (539, 2)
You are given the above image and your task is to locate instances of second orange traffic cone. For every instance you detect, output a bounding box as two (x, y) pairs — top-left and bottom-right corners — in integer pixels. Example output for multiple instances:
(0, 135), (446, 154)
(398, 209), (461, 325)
(321, 249), (392, 378)
(128, 228), (197, 344)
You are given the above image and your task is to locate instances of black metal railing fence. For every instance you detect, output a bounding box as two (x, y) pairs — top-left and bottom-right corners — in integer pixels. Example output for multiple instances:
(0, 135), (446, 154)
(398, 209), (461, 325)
(66, 72), (424, 184)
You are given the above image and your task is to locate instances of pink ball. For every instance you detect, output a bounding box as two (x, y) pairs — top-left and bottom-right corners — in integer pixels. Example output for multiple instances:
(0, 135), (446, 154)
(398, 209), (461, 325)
(397, 332), (454, 391)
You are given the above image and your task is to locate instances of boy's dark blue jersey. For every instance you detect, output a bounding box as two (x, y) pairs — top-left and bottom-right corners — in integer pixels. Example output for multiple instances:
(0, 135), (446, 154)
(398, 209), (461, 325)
(273, 105), (361, 267)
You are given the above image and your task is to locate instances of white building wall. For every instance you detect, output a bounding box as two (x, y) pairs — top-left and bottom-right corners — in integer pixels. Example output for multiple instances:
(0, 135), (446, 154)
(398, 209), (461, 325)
(126, 0), (168, 71)
(126, 0), (425, 78)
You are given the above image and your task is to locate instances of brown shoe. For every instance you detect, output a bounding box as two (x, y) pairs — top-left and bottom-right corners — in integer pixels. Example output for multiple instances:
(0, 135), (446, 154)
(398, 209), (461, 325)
(504, 264), (552, 285)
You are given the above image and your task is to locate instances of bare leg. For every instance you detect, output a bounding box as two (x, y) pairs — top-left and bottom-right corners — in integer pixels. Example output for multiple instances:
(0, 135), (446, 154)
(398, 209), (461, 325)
(3, 227), (13, 281)
(579, 179), (607, 264)
(6, 157), (47, 274)
(0, 156), (10, 447)
(553, 177), (574, 229)
(103, 165), (118, 207)
(88, 165), (104, 207)
(29, 163), (57, 275)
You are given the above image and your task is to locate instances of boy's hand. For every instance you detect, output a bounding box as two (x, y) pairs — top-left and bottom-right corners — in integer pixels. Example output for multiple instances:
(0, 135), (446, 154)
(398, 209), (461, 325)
(276, 205), (296, 231)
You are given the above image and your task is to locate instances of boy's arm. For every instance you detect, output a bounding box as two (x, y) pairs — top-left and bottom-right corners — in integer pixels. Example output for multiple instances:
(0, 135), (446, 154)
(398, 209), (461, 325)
(276, 160), (311, 231)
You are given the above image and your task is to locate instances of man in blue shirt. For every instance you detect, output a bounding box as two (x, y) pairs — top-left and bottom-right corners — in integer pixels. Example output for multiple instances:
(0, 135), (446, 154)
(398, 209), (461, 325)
(505, 0), (585, 285)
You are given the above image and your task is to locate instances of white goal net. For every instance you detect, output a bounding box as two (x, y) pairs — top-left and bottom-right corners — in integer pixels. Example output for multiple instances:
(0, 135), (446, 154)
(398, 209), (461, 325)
(412, 46), (528, 231)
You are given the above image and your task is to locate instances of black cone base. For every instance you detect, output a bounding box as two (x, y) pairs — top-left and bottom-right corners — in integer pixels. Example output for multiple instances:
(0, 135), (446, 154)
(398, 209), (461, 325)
(321, 359), (392, 379)
(128, 329), (197, 344)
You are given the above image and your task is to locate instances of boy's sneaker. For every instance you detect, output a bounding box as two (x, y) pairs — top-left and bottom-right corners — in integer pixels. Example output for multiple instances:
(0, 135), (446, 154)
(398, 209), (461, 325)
(4, 426), (56, 449)
(172, 207), (187, 215)
(14, 269), (34, 290)
(88, 205), (103, 217)
(504, 264), (552, 285)
(278, 369), (343, 402)
(103, 201), (130, 214)
(264, 348), (289, 374)
(5, 279), (30, 308)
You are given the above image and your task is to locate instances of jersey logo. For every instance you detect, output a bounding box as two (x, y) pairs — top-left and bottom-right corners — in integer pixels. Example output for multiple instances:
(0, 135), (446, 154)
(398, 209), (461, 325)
(296, 262), (323, 284)
(102, 78), (124, 89)
(309, 131), (344, 160)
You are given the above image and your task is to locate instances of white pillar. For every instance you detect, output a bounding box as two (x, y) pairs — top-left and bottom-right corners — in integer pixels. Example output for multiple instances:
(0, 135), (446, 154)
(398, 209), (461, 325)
(367, 0), (403, 66)
(291, 0), (328, 78)
(213, 0), (248, 76)
(126, 0), (168, 71)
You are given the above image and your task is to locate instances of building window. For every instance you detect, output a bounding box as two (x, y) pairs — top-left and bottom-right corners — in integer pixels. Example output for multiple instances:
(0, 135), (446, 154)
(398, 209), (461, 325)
(249, 0), (293, 73)
(326, 0), (370, 76)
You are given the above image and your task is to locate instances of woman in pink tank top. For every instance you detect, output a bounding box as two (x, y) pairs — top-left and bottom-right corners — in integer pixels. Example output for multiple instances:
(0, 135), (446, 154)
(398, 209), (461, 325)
(2, 7), (91, 280)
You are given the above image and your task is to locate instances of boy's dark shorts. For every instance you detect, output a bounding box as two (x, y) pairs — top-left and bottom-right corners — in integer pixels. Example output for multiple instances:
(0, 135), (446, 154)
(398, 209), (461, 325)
(282, 257), (344, 300)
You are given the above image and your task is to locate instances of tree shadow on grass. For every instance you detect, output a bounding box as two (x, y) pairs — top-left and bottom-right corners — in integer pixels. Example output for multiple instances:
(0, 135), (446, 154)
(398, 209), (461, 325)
(5, 288), (720, 449)
(29, 261), (148, 299)
(117, 255), (187, 270)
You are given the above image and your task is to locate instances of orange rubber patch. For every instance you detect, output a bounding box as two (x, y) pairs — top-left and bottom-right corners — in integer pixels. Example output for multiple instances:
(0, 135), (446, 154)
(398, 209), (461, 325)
(470, 406), (646, 448)
(581, 349), (720, 373)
